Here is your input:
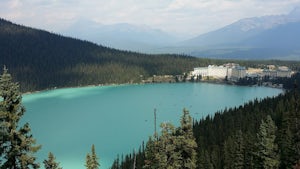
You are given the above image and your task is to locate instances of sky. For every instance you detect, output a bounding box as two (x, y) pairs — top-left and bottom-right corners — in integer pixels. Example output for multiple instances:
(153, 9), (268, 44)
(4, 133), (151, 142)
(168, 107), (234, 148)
(1, 0), (300, 37)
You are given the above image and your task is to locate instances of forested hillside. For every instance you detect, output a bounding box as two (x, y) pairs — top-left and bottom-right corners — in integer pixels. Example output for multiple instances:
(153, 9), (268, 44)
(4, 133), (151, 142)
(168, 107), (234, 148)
(0, 18), (217, 92)
(1, 18), (300, 92)
(112, 73), (300, 169)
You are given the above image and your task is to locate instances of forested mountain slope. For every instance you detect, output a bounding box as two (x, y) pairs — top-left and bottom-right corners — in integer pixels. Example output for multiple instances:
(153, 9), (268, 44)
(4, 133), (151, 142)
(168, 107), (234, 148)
(1, 18), (299, 92)
(0, 18), (214, 92)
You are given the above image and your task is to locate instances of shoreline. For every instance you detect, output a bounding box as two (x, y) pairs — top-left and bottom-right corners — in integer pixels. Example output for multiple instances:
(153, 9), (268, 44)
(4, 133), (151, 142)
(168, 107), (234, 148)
(22, 79), (285, 96)
(21, 82), (140, 96)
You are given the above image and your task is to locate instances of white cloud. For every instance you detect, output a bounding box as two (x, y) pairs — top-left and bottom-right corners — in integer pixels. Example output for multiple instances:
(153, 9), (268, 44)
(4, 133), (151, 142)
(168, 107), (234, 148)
(1, 0), (300, 36)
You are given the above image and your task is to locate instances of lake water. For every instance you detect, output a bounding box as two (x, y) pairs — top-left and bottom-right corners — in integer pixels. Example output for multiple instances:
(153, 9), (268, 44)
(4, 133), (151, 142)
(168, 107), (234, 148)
(22, 83), (282, 169)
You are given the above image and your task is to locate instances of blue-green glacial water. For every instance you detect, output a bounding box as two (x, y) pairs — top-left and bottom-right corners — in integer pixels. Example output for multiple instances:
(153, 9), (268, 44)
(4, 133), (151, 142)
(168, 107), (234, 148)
(22, 83), (282, 169)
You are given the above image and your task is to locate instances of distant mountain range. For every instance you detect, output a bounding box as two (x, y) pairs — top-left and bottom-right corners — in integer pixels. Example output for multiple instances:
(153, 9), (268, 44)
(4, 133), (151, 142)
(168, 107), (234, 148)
(61, 7), (300, 60)
(164, 7), (300, 60)
(184, 7), (300, 46)
(62, 19), (178, 52)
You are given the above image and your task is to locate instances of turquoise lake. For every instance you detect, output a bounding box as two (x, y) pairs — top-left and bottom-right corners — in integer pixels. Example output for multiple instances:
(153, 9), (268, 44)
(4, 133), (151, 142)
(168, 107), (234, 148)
(22, 83), (282, 169)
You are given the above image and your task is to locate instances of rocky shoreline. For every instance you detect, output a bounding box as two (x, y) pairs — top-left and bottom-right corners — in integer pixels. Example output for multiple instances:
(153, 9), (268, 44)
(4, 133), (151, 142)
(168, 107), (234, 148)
(22, 73), (287, 96)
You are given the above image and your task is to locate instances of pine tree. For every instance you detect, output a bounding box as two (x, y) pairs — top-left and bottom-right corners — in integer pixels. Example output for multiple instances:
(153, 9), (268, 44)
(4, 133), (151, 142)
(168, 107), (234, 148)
(111, 155), (120, 169)
(43, 152), (62, 169)
(85, 154), (92, 169)
(91, 145), (100, 169)
(210, 146), (221, 169)
(224, 135), (234, 169)
(0, 66), (41, 169)
(144, 109), (198, 169)
(278, 111), (295, 169)
(177, 109), (197, 169)
(232, 130), (244, 169)
(85, 144), (100, 169)
(243, 132), (255, 169)
(254, 115), (279, 169)
(197, 149), (213, 169)
(144, 122), (182, 169)
(135, 146), (145, 169)
(157, 122), (181, 169)
(143, 137), (158, 169)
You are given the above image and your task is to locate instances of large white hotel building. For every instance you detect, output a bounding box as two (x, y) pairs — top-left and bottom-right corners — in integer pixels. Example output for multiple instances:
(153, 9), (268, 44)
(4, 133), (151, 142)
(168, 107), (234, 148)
(191, 63), (246, 80)
(191, 63), (293, 81)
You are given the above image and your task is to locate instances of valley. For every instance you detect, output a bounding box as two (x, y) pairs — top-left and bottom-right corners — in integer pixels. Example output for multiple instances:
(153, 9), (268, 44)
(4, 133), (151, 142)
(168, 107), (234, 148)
(1, 2), (300, 169)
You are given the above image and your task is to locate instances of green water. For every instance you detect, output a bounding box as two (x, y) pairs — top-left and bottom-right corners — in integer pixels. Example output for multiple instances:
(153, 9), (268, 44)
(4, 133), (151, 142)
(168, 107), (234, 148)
(22, 83), (282, 169)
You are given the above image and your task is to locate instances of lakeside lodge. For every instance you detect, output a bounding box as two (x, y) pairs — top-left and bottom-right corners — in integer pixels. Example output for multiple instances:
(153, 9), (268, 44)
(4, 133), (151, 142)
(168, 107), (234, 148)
(191, 63), (293, 81)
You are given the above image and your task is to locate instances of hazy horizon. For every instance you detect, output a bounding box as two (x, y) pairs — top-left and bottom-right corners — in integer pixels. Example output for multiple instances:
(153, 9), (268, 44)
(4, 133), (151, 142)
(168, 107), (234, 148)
(1, 0), (300, 38)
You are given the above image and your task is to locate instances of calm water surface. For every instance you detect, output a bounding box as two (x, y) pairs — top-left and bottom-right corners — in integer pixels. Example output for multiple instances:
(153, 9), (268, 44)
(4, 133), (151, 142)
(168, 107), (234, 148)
(22, 83), (282, 169)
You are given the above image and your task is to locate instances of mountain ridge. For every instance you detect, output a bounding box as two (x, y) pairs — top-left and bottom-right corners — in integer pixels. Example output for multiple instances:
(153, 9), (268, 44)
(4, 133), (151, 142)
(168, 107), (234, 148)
(172, 7), (300, 60)
(62, 19), (178, 52)
(183, 7), (300, 47)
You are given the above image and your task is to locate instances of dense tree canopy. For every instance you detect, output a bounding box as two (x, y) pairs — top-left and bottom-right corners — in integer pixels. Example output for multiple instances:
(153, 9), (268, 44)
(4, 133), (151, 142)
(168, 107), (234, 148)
(0, 18), (221, 92)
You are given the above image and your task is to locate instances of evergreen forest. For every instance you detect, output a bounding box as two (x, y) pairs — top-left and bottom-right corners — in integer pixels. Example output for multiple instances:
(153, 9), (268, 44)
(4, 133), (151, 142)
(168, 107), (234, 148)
(1, 18), (300, 92)
(110, 73), (300, 169)
(1, 17), (300, 169)
(0, 18), (215, 92)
